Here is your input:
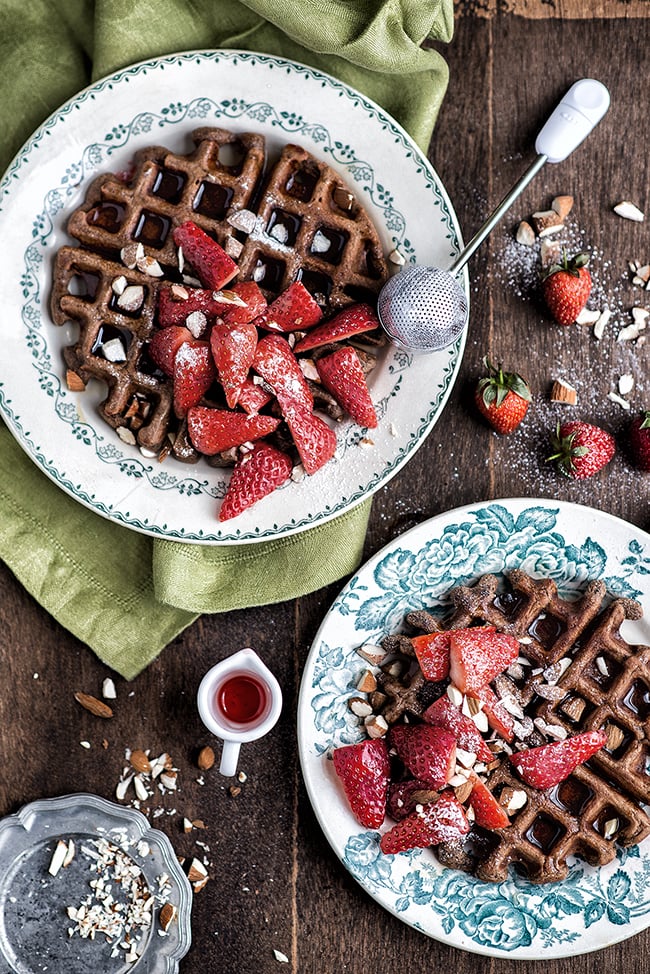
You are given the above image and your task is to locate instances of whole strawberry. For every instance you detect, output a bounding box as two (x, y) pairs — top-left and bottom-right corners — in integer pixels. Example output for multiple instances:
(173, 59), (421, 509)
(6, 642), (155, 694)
(629, 410), (650, 471)
(542, 250), (592, 326)
(474, 358), (531, 434)
(548, 421), (615, 479)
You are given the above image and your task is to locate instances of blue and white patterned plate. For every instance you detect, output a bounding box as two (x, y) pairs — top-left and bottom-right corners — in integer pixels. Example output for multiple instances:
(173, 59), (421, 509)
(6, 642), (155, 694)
(0, 50), (465, 544)
(297, 498), (650, 958)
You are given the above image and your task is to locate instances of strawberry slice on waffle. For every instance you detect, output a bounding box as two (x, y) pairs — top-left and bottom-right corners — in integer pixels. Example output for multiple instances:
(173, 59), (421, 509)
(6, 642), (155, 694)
(316, 346), (377, 428)
(173, 220), (239, 290)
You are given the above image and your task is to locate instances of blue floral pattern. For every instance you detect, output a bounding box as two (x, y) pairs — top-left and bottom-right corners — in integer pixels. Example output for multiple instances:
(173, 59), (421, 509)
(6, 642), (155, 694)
(299, 500), (650, 957)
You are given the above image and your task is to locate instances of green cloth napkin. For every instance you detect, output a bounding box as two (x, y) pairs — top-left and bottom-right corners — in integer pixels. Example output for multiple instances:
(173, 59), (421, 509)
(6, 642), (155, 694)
(0, 0), (453, 679)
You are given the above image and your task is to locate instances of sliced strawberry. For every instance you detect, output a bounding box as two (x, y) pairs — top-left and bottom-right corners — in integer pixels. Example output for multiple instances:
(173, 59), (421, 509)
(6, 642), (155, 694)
(449, 628), (520, 694)
(293, 303), (380, 353)
(332, 738), (390, 829)
(237, 376), (274, 415)
(386, 778), (440, 821)
(157, 285), (225, 328)
(423, 694), (493, 763)
(187, 406), (280, 455)
(172, 220), (238, 290)
(220, 281), (268, 325)
(218, 442), (292, 521)
(316, 346), (377, 428)
(380, 790), (470, 854)
(173, 341), (216, 418)
(509, 730), (607, 789)
(283, 401), (337, 475)
(390, 724), (456, 790)
(467, 684), (515, 742)
(411, 632), (451, 681)
(254, 282), (323, 332)
(210, 321), (258, 409)
(148, 325), (192, 376)
(253, 334), (313, 412)
(468, 778), (511, 830)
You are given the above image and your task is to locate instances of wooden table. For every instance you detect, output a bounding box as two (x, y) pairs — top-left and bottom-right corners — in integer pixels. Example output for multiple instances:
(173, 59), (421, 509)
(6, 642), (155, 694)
(1, 3), (648, 972)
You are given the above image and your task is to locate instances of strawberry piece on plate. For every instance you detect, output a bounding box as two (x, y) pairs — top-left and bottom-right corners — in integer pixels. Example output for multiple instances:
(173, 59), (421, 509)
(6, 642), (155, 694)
(316, 346), (377, 428)
(148, 325), (192, 376)
(219, 441), (293, 521)
(468, 778), (511, 830)
(173, 340), (215, 418)
(411, 632), (452, 682)
(210, 321), (258, 409)
(423, 694), (493, 763)
(236, 376), (274, 415)
(390, 724), (456, 790)
(254, 334), (313, 412)
(172, 220), (238, 290)
(380, 790), (470, 854)
(254, 281), (323, 332)
(283, 401), (337, 475)
(332, 738), (390, 829)
(386, 778), (440, 821)
(158, 285), (226, 328)
(293, 302), (380, 353)
(220, 281), (268, 325)
(467, 684), (515, 742)
(449, 627), (520, 693)
(187, 406), (280, 455)
(509, 730), (607, 789)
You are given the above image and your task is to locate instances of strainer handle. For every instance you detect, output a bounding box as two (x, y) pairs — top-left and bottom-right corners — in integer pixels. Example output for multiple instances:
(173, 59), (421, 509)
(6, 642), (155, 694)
(449, 79), (610, 277)
(448, 153), (547, 275)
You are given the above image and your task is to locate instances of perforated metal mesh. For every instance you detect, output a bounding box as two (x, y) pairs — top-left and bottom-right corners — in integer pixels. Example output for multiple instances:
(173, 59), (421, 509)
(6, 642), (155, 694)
(378, 266), (468, 352)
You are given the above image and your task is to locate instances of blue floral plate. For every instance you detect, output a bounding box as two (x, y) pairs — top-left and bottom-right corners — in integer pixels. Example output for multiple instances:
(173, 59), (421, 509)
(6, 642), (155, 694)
(0, 49), (465, 544)
(297, 498), (650, 957)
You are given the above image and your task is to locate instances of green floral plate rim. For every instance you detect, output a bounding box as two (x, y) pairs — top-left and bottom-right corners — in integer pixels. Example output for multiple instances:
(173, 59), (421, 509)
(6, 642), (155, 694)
(0, 49), (465, 544)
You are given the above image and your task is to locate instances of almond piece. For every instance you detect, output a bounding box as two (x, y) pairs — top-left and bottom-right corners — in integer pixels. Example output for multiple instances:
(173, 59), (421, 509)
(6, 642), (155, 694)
(197, 746), (215, 771)
(130, 749), (152, 773)
(66, 369), (86, 392)
(356, 669), (377, 694)
(551, 195), (574, 219)
(550, 379), (577, 405)
(187, 858), (208, 883)
(613, 201), (644, 222)
(515, 220), (535, 246)
(74, 691), (113, 719)
(531, 209), (564, 237)
(159, 902), (177, 931)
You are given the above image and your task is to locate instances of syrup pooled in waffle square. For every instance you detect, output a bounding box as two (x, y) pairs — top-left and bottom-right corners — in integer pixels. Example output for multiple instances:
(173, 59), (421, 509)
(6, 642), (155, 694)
(50, 127), (389, 456)
(368, 571), (650, 884)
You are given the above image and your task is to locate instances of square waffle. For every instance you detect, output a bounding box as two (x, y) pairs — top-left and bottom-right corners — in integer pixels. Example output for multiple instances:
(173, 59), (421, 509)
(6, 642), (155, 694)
(372, 571), (650, 884)
(50, 127), (389, 456)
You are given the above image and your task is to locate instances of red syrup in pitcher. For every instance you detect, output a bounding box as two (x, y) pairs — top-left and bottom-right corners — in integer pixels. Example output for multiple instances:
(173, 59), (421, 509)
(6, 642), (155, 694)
(215, 674), (268, 726)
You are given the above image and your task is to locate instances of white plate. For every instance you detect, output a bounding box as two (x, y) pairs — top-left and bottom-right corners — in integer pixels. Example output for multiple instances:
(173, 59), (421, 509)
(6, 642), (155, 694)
(298, 498), (650, 958)
(0, 793), (191, 972)
(0, 50), (465, 544)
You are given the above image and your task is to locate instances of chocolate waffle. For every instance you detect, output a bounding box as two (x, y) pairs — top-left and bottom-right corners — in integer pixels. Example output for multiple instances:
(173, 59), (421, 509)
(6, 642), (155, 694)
(50, 127), (389, 455)
(371, 571), (650, 884)
(235, 142), (389, 311)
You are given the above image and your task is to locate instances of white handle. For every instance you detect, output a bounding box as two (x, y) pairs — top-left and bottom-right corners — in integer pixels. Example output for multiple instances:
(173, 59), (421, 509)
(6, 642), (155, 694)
(535, 79), (610, 163)
(219, 740), (241, 777)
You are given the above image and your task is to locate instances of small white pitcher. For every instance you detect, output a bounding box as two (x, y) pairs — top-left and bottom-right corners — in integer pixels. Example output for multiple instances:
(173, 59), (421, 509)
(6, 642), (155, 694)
(196, 648), (283, 777)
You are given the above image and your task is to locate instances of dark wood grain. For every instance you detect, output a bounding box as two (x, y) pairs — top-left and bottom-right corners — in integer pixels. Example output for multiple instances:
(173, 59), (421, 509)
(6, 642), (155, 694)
(1, 9), (649, 974)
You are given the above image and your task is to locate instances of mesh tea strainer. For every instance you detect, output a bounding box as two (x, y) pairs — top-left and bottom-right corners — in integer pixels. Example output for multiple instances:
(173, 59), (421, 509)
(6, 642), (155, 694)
(378, 79), (610, 353)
